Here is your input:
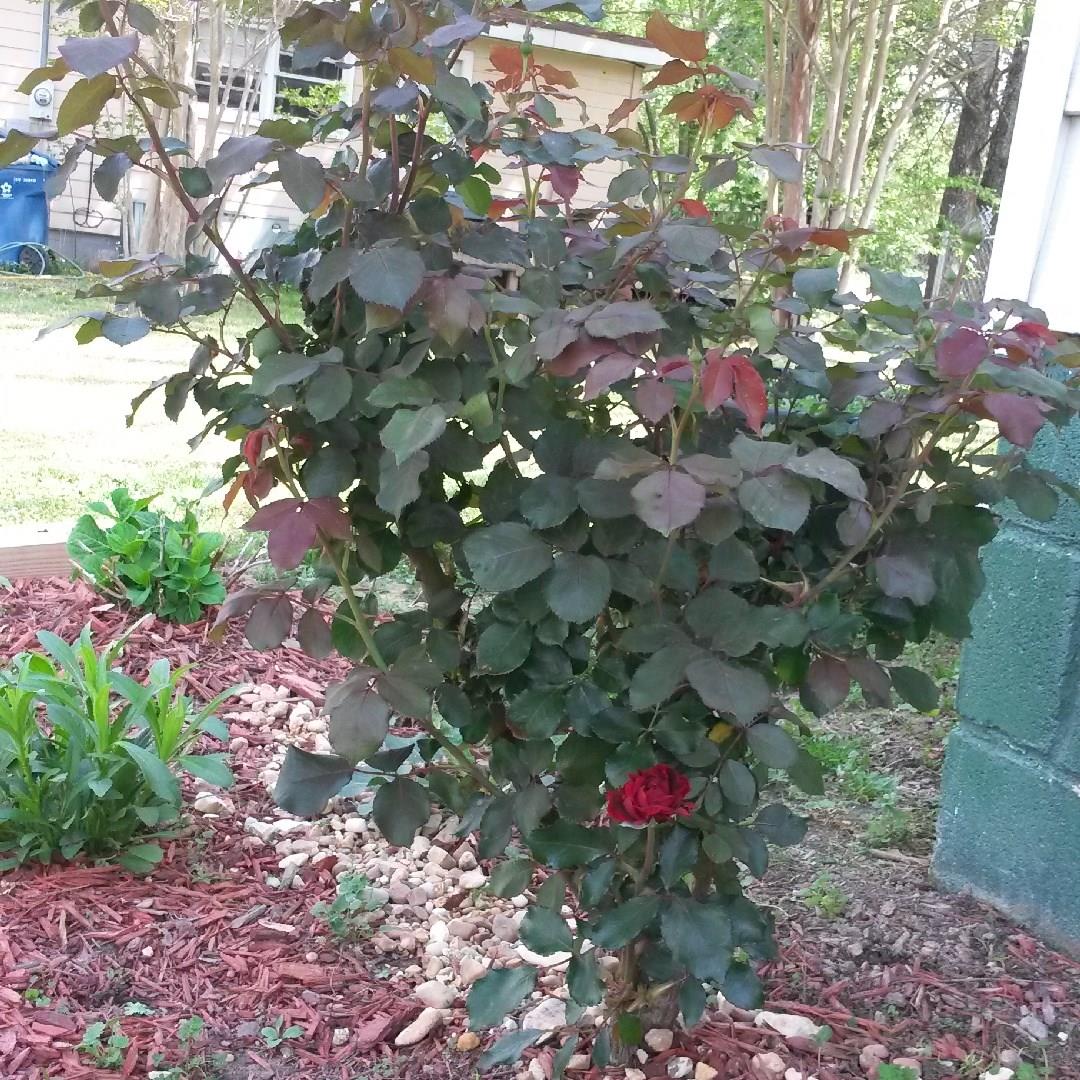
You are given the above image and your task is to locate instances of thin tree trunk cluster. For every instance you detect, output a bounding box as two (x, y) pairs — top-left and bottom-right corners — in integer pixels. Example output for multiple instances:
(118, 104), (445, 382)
(758, 0), (1028, 280)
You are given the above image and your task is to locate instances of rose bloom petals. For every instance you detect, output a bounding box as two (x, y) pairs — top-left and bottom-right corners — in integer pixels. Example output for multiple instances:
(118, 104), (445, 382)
(606, 763), (693, 824)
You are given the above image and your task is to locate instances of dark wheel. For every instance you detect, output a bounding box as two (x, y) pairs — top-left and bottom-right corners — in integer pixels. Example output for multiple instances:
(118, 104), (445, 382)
(17, 245), (47, 276)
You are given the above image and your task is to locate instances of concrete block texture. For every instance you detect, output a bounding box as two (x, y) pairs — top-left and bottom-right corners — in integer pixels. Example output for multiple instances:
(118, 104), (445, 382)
(934, 724), (1080, 956)
(956, 528), (1080, 758)
(936, 419), (1080, 953)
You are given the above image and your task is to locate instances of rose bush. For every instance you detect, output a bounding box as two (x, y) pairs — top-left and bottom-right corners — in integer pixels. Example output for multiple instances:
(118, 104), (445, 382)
(11, 0), (1080, 1067)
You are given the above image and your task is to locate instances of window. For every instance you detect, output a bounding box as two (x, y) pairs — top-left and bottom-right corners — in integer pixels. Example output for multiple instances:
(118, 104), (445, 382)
(273, 51), (346, 116)
(194, 61), (261, 109)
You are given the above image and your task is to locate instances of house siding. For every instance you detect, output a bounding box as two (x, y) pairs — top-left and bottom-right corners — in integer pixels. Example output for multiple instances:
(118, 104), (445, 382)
(0, 0), (653, 265)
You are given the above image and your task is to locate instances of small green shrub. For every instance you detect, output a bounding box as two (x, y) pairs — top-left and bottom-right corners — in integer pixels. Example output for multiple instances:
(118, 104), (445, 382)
(78, 1019), (130, 1068)
(68, 488), (226, 624)
(799, 872), (849, 918)
(803, 732), (895, 804)
(0, 625), (235, 870)
(864, 805), (916, 849)
(311, 872), (383, 939)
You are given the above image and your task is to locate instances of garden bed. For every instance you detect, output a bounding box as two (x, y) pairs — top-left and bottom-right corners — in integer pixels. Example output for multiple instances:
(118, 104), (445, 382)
(0, 578), (1077, 1079)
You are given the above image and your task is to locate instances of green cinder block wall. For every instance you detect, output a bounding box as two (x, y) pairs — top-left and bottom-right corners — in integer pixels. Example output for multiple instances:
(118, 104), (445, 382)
(934, 422), (1080, 956)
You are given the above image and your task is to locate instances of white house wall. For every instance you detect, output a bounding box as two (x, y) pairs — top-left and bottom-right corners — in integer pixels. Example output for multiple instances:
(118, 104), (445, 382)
(984, 0), (1080, 332)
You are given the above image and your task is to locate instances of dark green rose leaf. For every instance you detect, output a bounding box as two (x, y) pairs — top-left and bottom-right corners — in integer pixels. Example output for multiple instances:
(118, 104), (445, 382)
(745, 722), (800, 768)
(528, 822), (613, 868)
(545, 554), (612, 623)
(890, 665), (940, 712)
(274, 746), (354, 816)
(464, 523), (553, 592)
(372, 777), (430, 846)
(467, 966), (537, 1029)
(477, 621), (532, 673)
(567, 951), (605, 1006)
(589, 895), (660, 949)
(520, 905), (573, 955)
(661, 897), (733, 982)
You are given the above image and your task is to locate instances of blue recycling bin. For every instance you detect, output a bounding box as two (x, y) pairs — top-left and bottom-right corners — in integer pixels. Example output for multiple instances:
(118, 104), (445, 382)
(0, 142), (58, 269)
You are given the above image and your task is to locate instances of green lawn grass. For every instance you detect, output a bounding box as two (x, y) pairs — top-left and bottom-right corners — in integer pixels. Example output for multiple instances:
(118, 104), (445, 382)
(0, 277), (302, 527)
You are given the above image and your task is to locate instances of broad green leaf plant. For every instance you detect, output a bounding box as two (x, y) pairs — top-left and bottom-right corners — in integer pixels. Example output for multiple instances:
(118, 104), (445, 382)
(13, 0), (1080, 1061)
(68, 487), (227, 623)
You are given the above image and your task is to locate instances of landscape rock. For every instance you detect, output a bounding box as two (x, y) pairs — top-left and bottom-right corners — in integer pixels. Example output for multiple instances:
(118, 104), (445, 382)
(755, 1011), (822, 1041)
(492, 913), (519, 942)
(980, 1070), (1014, 1080)
(891, 1059), (922, 1076)
(459, 956), (488, 987)
(645, 1028), (674, 1053)
(460, 868), (488, 889)
(566, 1054), (591, 1071)
(1017, 1015), (1049, 1042)
(456, 1031), (481, 1052)
(860, 1044), (890, 1074)
(521, 997), (566, 1031)
(695, 1065), (719, 1080)
(668, 1057), (694, 1079)
(192, 793), (234, 815)
(626, 1070), (646, 1080)
(447, 918), (478, 941)
(415, 980), (456, 1009)
(394, 1007), (445, 1046)
(750, 1052), (787, 1080)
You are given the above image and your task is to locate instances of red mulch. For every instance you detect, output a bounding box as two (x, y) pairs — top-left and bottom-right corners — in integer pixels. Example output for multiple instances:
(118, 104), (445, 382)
(0, 578), (418, 1078)
(2, 577), (1079, 1078)
(0, 576), (351, 704)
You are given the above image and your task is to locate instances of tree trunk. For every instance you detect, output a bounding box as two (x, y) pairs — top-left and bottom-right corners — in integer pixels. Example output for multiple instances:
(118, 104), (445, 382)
(780, 0), (824, 222)
(924, 0), (1001, 298)
(980, 15), (1029, 211)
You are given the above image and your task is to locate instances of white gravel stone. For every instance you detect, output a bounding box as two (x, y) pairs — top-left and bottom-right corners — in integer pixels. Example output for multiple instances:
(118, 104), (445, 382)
(695, 1065), (719, 1080)
(447, 918), (478, 941)
(668, 1059), (694, 1080)
(626, 1070), (646, 1080)
(192, 793), (234, 815)
(520, 997), (566, 1031)
(415, 980), (457, 1009)
(645, 1028), (674, 1053)
(459, 868), (487, 889)
(459, 956), (488, 987)
(331, 1028), (349, 1047)
(491, 914), (518, 942)
(394, 1007), (445, 1046)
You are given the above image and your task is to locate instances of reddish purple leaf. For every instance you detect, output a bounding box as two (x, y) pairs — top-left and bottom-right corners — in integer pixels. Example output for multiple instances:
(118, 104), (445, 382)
(636, 378), (676, 422)
(657, 355), (693, 381)
(304, 496), (352, 539)
(936, 328), (989, 379)
(245, 498), (301, 532)
(268, 511), (319, 570)
(981, 391), (1051, 448)
(583, 353), (639, 399)
(297, 607), (333, 658)
(803, 656), (851, 715)
(245, 595), (293, 651)
(546, 164), (581, 201)
(547, 335), (613, 377)
(847, 656), (892, 707)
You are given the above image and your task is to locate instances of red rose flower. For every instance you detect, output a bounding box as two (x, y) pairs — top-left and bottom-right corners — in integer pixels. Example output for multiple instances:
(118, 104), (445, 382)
(606, 764), (692, 825)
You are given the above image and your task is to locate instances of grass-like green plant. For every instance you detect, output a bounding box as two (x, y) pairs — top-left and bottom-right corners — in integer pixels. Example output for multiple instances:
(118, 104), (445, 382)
(0, 625), (234, 871)
(68, 487), (226, 624)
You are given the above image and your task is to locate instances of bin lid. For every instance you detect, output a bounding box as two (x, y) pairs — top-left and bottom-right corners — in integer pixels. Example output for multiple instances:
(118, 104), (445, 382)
(0, 127), (58, 171)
